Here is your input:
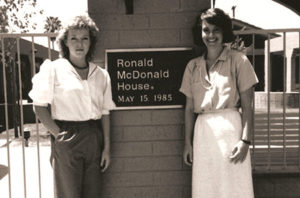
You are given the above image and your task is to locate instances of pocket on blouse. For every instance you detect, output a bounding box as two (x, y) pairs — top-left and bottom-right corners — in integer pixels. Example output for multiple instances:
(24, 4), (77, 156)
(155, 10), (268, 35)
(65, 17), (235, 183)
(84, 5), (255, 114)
(191, 82), (203, 93)
(191, 82), (206, 105)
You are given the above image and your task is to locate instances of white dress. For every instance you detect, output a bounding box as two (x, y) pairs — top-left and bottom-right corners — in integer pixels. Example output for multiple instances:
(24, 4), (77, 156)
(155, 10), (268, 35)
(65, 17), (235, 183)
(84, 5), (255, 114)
(192, 109), (254, 198)
(179, 48), (258, 198)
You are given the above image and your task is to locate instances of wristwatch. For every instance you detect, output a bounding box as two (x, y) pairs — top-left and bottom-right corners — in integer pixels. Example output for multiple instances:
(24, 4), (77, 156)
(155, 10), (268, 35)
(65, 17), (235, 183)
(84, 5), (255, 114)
(241, 139), (251, 145)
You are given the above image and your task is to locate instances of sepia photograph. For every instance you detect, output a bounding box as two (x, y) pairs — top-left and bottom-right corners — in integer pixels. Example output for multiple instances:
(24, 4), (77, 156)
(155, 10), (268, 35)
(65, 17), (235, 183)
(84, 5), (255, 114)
(1, 0), (300, 197)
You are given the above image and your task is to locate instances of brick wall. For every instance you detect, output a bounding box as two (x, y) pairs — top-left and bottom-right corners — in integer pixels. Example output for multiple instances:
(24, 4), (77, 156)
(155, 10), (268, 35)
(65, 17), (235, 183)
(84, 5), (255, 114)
(101, 109), (191, 198)
(88, 0), (210, 66)
(87, 0), (210, 197)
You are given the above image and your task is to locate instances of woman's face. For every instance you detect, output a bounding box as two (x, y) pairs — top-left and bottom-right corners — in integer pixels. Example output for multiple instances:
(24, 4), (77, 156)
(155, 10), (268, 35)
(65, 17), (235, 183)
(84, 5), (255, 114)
(201, 20), (223, 49)
(65, 28), (91, 60)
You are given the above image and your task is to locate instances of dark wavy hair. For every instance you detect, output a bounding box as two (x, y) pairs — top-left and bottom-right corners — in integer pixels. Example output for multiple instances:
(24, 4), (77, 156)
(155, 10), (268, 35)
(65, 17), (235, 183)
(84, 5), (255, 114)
(193, 8), (234, 55)
(56, 15), (99, 61)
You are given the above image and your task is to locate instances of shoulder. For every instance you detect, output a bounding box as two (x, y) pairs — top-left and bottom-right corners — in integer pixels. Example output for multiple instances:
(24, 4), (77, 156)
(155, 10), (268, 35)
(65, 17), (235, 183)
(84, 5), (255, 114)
(43, 58), (70, 71)
(90, 62), (111, 78)
(187, 56), (202, 65)
(39, 59), (54, 72)
(186, 56), (203, 72)
(51, 58), (69, 67)
(227, 48), (249, 64)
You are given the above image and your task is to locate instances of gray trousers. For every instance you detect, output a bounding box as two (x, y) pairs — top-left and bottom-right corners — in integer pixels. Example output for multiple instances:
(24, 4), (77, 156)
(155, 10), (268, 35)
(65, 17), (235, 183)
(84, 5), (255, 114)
(51, 120), (103, 198)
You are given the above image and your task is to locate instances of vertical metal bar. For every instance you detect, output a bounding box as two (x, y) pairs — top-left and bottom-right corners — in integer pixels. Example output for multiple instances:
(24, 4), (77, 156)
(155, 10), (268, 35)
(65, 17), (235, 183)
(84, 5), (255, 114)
(211, 0), (214, 8)
(267, 34), (271, 171)
(298, 31), (300, 170)
(1, 37), (12, 198)
(47, 36), (52, 60)
(16, 37), (27, 198)
(251, 33), (256, 170)
(31, 36), (37, 75)
(283, 32), (287, 169)
(31, 36), (42, 198)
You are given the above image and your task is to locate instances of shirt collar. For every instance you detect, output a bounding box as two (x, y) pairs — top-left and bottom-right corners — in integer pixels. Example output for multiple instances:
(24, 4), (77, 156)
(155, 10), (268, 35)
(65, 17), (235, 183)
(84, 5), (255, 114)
(200, 45), (230, 62)
(88, 62), (97, 77)
(217, 46), (230, 61)
(61, 58), (97, 80)
(193, 46), (231, 71)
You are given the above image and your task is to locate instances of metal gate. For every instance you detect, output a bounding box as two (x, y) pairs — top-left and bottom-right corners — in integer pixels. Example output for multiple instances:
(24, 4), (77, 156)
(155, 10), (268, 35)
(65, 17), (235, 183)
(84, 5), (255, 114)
(0, 29), (300, 198)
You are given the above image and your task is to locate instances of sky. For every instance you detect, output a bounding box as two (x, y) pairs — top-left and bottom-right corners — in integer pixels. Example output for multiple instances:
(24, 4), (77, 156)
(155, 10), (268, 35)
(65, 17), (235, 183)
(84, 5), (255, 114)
(32, 0), (300, 31)
(38, 0), (88, 22)
(32, 0), (88, 32)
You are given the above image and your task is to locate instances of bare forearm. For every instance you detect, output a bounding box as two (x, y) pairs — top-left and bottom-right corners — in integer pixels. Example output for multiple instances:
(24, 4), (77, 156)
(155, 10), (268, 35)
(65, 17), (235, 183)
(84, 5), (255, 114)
(34, 105), (60, 137)
(240, 87), (255, 141)
(185, 98), (195, 145)
(101, 115), (111, 150)
(241, 107), (253, 141)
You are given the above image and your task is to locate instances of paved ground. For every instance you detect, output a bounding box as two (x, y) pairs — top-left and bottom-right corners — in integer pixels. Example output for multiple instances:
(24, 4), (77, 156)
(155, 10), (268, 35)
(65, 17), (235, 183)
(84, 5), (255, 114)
(0, 124), (54, 198)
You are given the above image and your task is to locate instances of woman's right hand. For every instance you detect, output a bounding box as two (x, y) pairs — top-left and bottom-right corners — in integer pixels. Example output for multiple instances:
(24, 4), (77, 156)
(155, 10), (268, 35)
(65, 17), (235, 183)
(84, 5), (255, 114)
(183, 143), (193, 166)
(54, 131), (67, 141)
(183, 97), (194, 166)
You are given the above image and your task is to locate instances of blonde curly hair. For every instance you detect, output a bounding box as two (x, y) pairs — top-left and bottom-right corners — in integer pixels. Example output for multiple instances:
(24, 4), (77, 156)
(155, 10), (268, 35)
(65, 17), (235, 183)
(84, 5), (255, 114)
(56, 15), (99, 61)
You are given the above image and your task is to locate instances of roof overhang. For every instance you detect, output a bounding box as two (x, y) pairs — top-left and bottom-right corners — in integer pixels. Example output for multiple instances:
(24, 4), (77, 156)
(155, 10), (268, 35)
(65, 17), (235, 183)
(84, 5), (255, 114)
(272, 0), (300, 16)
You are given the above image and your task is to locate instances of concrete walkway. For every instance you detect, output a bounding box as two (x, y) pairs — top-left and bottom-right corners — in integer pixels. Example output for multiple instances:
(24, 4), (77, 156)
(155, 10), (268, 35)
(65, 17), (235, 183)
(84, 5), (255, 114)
(0, 124), (54, 198)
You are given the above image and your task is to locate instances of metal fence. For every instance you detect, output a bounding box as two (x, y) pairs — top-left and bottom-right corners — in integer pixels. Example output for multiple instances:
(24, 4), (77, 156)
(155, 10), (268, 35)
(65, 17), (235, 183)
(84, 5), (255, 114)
(234, 28), (300, 172)
(0, 29), (300, 197)
(0, 33), (57, 198)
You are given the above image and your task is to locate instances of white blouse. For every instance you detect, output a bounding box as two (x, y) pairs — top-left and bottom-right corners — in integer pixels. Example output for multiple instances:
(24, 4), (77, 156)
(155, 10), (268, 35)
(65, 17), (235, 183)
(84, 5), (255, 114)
(29, 58), (116, 121)
(180, 47), (258, 113)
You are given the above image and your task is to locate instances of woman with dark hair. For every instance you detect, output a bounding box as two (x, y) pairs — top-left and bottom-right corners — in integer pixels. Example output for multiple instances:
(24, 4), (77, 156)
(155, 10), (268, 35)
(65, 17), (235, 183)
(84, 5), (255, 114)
(29, 15), (115, 198)
(180, 8), (257, 197)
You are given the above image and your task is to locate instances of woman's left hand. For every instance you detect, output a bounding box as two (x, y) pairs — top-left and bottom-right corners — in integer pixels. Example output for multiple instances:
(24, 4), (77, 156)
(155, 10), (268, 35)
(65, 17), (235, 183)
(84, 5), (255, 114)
(229, 140), (249, 164)
(100, 148), (110, 172)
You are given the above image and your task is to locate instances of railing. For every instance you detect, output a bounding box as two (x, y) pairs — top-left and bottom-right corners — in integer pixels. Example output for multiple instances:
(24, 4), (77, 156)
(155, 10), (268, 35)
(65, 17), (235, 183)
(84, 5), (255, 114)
(0, 33), (57, 198)
(235, 28), (300, 173)
(0, 29), (300, 198)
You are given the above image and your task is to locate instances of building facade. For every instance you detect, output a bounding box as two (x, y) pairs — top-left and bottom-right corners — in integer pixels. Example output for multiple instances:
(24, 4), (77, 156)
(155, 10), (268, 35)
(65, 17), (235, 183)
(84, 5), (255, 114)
(88, 0), (210, 197)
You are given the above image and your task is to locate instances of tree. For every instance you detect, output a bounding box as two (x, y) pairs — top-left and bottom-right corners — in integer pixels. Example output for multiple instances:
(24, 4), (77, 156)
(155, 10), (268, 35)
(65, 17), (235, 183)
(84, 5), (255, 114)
(44, 16), (62, 49)
(0, 0), (43, 33)
(0, 0), (44, 66)
(44, 16), (62, 34)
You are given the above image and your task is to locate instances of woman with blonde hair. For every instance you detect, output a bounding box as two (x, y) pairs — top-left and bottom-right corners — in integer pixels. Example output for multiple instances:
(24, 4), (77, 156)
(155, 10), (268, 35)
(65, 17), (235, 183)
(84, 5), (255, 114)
(29, 15), (115, 198)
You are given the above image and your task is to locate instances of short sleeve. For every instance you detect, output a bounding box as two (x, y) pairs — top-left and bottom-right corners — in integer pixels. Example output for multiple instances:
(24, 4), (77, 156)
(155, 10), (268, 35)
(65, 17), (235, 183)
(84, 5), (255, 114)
(102, 70), (116, 115)
(28, 59), (55, 106)
(179, 60), (194, 98)
(236, 53), (259, 92)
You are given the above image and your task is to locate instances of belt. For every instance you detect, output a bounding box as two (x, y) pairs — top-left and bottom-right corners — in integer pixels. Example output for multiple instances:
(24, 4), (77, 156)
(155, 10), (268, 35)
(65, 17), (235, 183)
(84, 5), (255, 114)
(55, 119), (101, 126)
(198, 108), (239, 114)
